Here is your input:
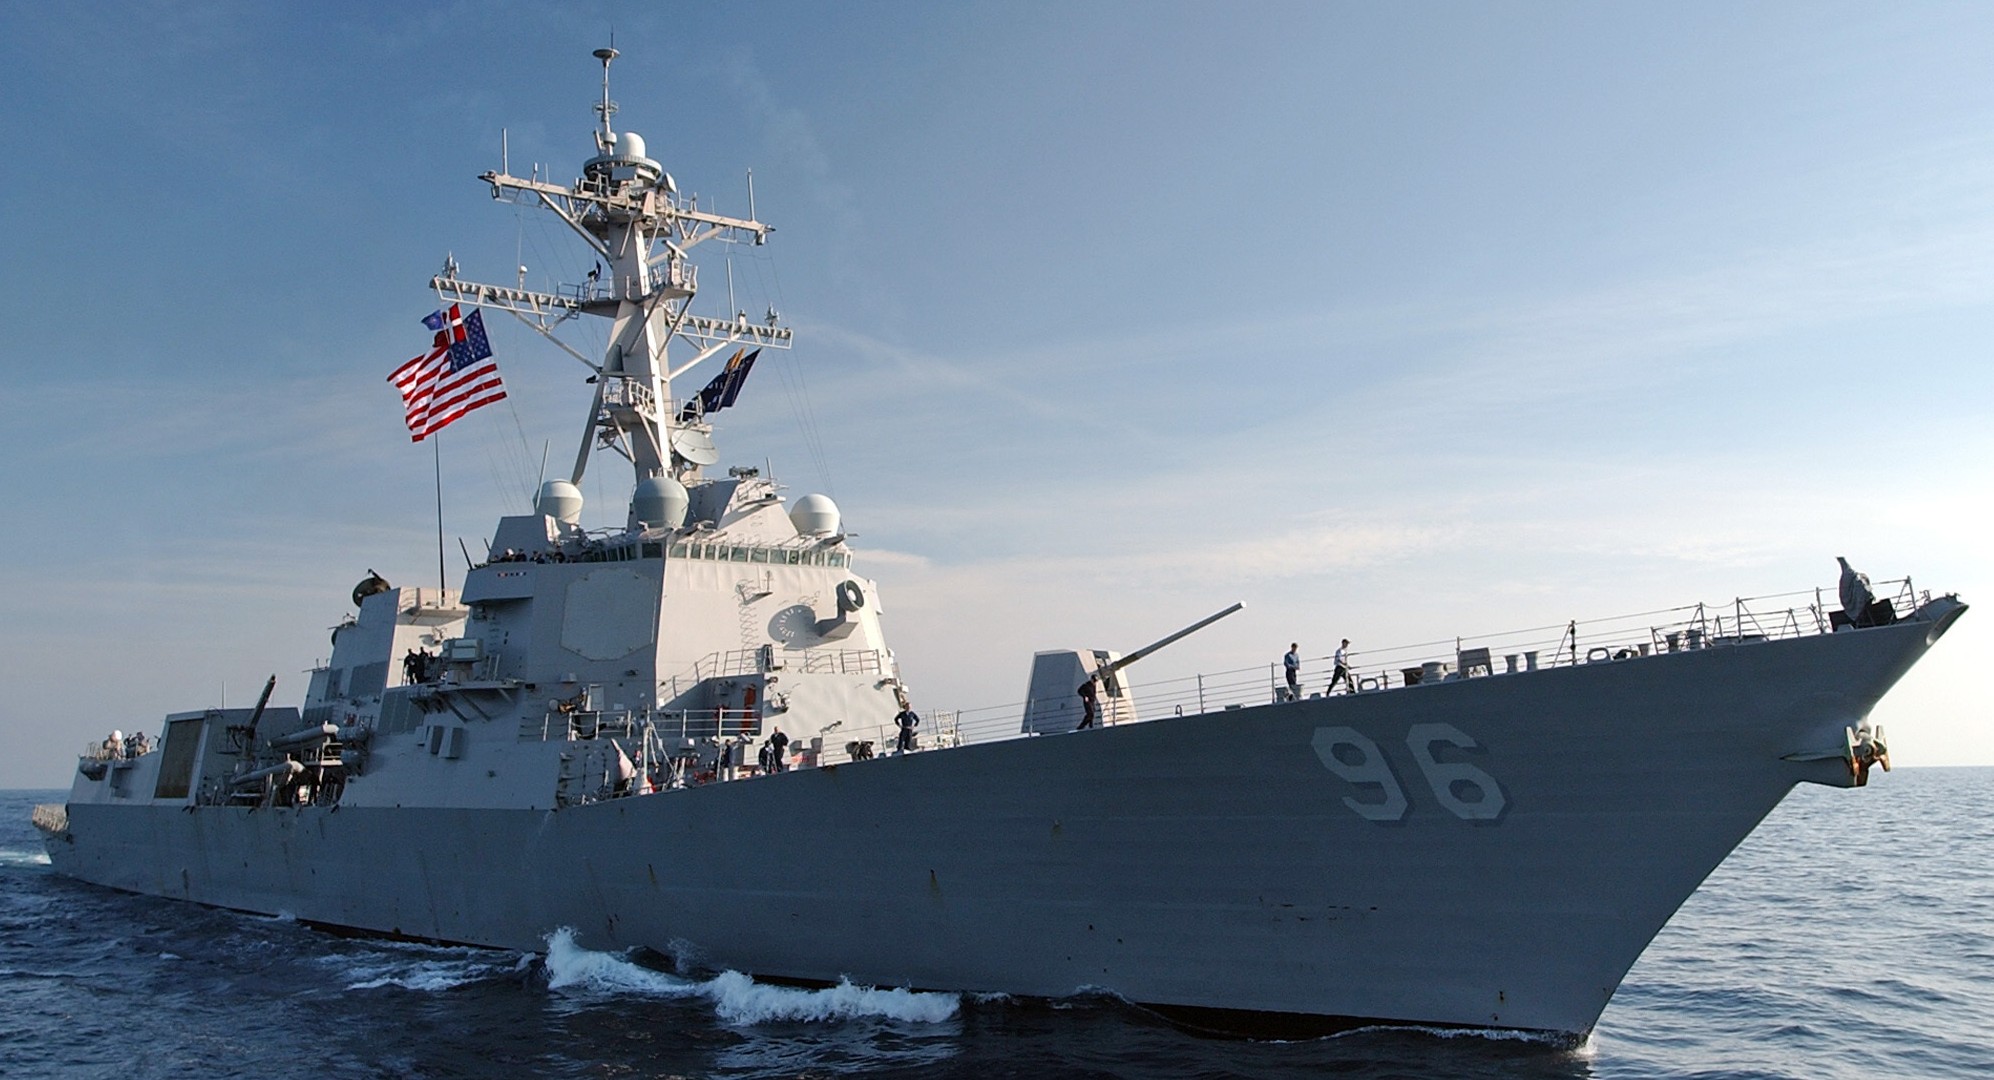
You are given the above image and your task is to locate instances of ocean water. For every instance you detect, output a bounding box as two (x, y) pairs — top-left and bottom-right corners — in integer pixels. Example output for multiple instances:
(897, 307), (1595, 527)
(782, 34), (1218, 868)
(3, 770), (1990, 1079)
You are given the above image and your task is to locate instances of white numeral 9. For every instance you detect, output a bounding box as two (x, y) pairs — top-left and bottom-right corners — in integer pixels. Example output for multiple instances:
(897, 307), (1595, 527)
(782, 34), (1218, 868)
(1311, 727), (1408, 821)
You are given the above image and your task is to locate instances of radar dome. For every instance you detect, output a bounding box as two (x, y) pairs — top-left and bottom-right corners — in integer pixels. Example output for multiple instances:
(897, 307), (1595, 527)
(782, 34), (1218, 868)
(631, 475), (690, 528)
(585, 130), (663, 190)
(536, 480), (584, 525)
(789, 493), (841, 537)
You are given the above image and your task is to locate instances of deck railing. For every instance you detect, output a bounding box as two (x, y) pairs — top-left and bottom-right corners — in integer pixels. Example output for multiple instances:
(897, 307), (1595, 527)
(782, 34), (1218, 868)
(658, 648), (889, 699)
(519, 707), (764, 743)
(929, 578), (1931, 749)
(805, 709), (964, 768)
(31, 803), (67, 835)
(537, 576), (1938, 803)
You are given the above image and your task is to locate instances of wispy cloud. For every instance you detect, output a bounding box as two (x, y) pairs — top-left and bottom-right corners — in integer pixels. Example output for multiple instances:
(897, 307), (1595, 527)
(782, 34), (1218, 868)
(718, 51), (860, 239)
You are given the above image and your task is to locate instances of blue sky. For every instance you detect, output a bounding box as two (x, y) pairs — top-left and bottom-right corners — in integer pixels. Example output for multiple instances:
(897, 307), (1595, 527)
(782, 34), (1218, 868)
(2, 2), (1991, 786)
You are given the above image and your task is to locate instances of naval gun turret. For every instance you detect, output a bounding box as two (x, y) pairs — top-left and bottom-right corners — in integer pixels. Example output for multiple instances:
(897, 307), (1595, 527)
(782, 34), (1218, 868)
(1021, 603), (1244, 735)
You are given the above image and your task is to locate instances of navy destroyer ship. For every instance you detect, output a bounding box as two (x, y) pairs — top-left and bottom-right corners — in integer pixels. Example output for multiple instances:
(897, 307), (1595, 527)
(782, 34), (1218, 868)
(34, 49), (1968, 1040)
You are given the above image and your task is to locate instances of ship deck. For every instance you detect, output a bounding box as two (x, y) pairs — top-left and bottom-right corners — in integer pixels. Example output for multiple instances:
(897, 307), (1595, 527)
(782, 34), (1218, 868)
(918, 576), (1940, 753)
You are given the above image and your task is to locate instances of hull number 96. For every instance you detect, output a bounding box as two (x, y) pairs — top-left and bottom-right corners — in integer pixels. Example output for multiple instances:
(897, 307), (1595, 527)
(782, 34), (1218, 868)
(1311, 724), (1507, 822)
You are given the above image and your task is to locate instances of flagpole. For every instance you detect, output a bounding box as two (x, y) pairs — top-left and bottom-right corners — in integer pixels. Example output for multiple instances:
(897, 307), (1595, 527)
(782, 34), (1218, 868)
(434, 434), (447, 593)
(395, 302), (500, 597)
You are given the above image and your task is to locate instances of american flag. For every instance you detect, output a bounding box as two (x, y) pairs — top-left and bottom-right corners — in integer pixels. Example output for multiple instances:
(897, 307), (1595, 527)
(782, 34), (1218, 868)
(387, 304), (506, 442)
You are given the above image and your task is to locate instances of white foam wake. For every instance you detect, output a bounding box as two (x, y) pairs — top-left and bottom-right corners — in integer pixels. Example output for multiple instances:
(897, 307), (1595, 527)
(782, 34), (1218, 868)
(342, 956), (502, 992)
(542, 927), (959, 1025)
(0, 847), (52, 868)
(331, 943), (527, 992)
(1335, 1022), (1584, 1047)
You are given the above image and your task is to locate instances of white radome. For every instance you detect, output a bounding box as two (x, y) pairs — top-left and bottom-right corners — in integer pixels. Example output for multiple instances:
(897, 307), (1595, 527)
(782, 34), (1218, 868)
(789, 493), (840, 537)
(631, 475), (689, 528)
(536, 480), (584, 524)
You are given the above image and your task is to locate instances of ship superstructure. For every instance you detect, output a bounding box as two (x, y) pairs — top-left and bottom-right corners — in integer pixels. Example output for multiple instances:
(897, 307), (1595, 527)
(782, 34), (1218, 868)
(36, 50), (1969, 1041)
(299, 46), (905, 807)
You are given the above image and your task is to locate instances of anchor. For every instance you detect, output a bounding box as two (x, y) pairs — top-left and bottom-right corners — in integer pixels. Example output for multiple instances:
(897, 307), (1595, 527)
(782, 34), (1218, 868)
(1845, 720), (1891, 787)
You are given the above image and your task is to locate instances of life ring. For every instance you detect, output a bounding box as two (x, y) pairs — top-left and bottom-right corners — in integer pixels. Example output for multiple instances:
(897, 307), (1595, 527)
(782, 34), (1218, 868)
(837, 580), (866, 613)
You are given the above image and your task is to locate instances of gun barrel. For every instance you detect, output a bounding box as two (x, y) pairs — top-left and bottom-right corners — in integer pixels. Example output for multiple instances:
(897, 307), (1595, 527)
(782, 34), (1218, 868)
(239, 675), (279, 758)
(1099, 602), (1244, 677)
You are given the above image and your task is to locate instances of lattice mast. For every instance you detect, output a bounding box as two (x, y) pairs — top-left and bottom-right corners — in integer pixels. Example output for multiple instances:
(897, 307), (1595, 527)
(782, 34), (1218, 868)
(430, 46), (792, 492)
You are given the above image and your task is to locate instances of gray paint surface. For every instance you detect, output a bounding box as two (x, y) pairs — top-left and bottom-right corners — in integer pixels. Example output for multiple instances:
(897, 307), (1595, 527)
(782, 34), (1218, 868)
(43, 610), (1955, 1036)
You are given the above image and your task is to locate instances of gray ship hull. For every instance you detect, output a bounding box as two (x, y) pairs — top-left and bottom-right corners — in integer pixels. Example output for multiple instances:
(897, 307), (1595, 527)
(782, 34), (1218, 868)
(41, 612), (1952, 1037)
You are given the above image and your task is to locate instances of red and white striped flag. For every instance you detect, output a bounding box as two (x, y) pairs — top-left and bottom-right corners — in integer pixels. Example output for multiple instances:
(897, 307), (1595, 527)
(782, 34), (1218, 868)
(387, 304), (506, 442)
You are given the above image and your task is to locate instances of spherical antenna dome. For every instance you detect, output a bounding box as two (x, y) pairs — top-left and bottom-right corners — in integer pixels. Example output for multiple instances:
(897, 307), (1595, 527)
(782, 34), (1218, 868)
(584, 130), (663, 189)
(536, 480), (584, 525)
(631, 475), (690, 529)
(789, 493), (841, 537)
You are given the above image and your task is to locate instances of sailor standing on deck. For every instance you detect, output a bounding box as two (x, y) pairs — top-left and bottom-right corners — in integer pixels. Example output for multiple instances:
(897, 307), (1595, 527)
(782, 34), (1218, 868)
(768, 727), (790, 772)
(1283, 644), (1301, 701)
(894, 706), (921, 753)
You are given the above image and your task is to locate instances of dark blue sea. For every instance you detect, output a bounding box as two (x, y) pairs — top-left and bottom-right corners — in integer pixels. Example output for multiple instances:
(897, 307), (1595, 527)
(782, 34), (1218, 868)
(4, 771), (1991, 1079)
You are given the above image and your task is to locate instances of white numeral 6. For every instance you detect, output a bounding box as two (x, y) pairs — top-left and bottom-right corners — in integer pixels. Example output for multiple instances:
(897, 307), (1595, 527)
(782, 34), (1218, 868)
(1404, 722), (1506, 820)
